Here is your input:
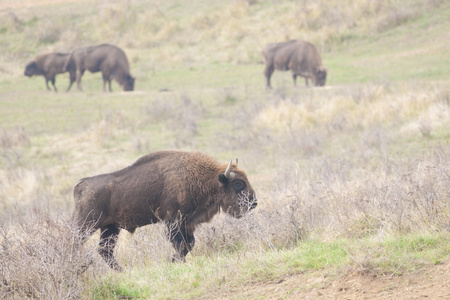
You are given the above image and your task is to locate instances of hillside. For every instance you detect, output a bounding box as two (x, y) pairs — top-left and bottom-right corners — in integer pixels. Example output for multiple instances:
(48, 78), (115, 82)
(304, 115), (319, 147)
(0, 0), (449, 299)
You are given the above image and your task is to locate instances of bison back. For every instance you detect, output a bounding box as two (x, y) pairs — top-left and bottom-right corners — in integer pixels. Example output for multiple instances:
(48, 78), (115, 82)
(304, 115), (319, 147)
(82, 44), (130, 73)
(72, 151), (220, 231)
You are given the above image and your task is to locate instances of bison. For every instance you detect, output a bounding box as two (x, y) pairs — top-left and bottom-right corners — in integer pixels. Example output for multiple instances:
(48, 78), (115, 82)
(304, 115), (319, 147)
(262, 40), (327, 89)
(24, 52), (76, 92)
(65, 43), (135, 92)
(72, 150), (257, 271)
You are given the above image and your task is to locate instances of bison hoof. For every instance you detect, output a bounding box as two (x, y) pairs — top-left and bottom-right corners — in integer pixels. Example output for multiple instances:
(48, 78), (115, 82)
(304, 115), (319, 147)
(172, 255), (186, 263)
(110, 263), (123, 272)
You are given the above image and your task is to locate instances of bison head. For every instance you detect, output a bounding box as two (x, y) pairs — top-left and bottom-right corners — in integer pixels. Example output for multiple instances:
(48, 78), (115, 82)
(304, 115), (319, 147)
(314, 66), (327, 87)
(123, 74), (135, 91)
(24, 62), (37, 77)
(218, 160), (257, 218)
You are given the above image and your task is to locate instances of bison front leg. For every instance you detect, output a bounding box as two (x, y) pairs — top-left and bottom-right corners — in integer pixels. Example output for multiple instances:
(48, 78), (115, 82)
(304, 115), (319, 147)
(98, 225), (122, 271)
(264, 64), (274, 89)
(102, 74), (112, 92)
(167, 223), (195, 262)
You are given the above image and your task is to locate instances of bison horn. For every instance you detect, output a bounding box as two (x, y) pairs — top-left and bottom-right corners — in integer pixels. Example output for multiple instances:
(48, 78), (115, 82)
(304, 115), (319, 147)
(224, 159), (235, 180)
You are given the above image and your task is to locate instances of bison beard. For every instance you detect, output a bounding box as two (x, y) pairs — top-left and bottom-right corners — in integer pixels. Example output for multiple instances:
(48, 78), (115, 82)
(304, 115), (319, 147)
(72, 151), (257, 271)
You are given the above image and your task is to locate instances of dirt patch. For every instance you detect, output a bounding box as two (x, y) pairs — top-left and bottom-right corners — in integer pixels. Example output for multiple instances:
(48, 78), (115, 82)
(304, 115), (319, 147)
(220, 262), (450, 299)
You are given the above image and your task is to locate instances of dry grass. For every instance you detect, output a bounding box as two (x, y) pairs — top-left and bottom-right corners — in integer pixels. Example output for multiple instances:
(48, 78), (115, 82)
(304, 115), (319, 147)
(0, 0), (446, 76)
(1, 80), (449, 298)
(0, 212), (97, 299)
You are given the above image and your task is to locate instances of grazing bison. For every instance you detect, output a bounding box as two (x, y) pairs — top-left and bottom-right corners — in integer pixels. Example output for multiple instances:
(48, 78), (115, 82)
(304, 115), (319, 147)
(262, 40), (327, 89)
(72, 151), (257, 271)
(65, 43), (135, 92)
(24, 52), (76, 92)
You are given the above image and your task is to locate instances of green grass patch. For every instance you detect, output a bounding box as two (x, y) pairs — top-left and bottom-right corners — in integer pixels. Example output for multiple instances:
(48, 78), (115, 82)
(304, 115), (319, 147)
(87, 232), (449, 299)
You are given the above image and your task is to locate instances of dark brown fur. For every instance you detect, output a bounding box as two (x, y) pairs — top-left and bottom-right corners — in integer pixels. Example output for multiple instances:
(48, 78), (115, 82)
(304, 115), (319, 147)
(65, 44), (135, 92)
(72, 151), (257, 271)
(262, 40), (327, 89)
(24, 52), (76, 92)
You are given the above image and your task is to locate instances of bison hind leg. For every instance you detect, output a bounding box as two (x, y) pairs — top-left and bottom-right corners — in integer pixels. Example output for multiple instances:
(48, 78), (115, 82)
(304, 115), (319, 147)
(99, 224), (122, 271)
(51, 78), (58, 92)
(45, 78), (52, 91)
(292, 73), (297, 87)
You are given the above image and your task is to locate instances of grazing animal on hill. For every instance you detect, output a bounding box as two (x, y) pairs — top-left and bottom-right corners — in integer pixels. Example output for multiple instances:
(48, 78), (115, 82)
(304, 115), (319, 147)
(262, 40), (327, 89)
(64, 43), (135, 92)
(72, 151), (257, 271)
(24, 52), (76, 92)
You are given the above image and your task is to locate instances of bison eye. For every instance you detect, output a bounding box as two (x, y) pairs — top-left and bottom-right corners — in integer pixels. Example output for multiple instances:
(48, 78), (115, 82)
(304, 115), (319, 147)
(232, 180), (246, 193)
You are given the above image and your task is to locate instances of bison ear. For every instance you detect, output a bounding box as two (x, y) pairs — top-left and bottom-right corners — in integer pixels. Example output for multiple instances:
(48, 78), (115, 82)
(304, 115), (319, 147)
(218, 174), (228, 184)
(219, 159), (236, 184)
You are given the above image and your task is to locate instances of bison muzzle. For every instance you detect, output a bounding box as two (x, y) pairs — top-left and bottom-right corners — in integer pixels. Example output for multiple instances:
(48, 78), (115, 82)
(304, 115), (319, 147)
(72, 151), (257, 271)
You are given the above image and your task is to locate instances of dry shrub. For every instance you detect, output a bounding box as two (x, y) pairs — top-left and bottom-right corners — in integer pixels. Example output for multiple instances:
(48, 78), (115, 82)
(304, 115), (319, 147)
(0, 127), (30, 170)
(0, 168), (42, 214)
(0, 11), (23, 33)
(0, 212), (96, 299)
(252, 84), (450, 145)
(0, 127), (30, 150)
(146, 94), (205, 148)
(197, 143), (449, 252)
(306, 148), (450, 238)
(195, 180), (310, 256)
(376, 5), (417, 32)
(118, 223), (173, 267)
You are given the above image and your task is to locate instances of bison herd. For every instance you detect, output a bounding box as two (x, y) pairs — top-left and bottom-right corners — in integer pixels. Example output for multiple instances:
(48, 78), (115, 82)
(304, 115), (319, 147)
(23, 40), (327, 271)
(24, 39), (327, 93)
(24, 43), (135, 92)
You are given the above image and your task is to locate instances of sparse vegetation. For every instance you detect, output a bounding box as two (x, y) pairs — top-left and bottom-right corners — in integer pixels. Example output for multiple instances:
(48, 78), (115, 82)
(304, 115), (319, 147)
(0, 0), (449, 299)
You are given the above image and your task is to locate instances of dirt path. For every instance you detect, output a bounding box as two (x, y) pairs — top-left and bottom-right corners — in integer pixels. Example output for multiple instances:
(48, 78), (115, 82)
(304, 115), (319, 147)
(217, 261), (450, 299)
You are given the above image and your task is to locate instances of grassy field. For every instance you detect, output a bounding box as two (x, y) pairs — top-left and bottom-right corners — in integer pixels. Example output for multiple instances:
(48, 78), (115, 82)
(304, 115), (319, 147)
(1, 0), (450, 299)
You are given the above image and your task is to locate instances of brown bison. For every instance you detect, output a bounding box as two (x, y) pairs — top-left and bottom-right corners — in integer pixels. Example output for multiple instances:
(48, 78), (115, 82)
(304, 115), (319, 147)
(72, 151), (257, 271)
(24, 52), (76, 92)
(262, 40), (327, 89)
(65, 43), (135, 92)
